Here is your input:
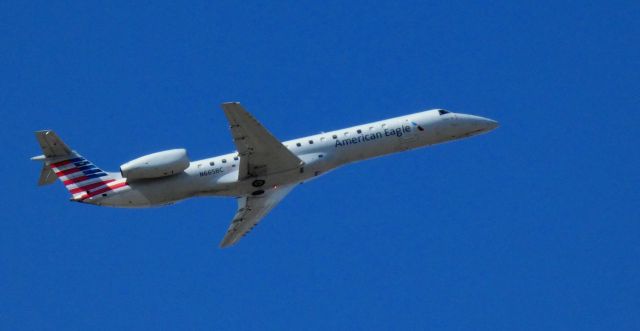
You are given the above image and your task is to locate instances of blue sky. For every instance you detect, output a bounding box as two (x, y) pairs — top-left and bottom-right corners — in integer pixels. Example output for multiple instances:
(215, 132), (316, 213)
(2, 1), (639, 330)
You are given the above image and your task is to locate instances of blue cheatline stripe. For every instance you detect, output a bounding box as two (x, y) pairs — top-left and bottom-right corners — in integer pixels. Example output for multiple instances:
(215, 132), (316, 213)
(77, 165), (96, 171)
(83, 169), (103, 175)
(85, 173), (109, 179)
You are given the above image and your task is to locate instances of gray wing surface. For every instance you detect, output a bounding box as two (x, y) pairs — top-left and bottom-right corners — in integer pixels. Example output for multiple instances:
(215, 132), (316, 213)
(220, 185), (296, 248)
(221, 102), (302, 180)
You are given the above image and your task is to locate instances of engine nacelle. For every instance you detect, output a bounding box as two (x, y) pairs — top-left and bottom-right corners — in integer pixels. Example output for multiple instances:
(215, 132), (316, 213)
(120, 149), (190, 181)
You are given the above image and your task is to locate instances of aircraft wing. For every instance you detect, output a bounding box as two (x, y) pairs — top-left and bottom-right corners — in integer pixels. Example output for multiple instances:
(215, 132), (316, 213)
(221, 102), (302, 180)
(219, 184), (296, 248)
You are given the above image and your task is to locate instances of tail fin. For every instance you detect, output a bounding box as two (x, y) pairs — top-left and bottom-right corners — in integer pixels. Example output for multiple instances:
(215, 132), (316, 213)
(32, 130), (117, 201)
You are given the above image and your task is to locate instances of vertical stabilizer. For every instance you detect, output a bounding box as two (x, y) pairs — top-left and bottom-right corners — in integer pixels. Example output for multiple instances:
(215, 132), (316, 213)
(32, 130), (123, 201)
(35, 130), (72, 157)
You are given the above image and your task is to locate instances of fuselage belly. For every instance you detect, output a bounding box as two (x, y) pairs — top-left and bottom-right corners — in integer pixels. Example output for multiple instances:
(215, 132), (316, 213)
(92, 109), (497, 208)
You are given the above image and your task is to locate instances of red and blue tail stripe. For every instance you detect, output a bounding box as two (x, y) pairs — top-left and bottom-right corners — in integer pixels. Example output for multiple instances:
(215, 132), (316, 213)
(49, 157), (84, 168)
(49, 154), (128, 201)
(62, 174), (109, 185)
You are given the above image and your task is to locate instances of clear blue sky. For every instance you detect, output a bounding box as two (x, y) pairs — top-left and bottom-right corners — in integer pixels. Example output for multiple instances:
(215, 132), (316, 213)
(2, 1), (639, 330)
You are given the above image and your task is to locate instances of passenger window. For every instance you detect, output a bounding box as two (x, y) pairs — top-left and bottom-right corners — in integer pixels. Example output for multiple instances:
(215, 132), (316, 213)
(209, 161), (215, 166)
(296, 143), (301, 147)
(222, 159), (227, 163)
(332, 135), (337, 139)
(357, 129), (362, 134)
(309, 140), (314, 144)
(233, 157), (238, 161)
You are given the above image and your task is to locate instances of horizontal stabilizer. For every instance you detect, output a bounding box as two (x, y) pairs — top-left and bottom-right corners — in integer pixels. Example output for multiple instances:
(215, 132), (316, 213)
(37, 164), (57, 186)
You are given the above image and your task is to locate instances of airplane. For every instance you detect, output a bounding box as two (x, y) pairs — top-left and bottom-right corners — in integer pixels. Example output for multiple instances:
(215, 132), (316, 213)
(32, 103), (498, 248)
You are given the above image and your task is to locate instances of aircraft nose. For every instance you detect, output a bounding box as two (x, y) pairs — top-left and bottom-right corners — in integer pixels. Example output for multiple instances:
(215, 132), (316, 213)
(478, 117), (499, 131)
(455, 114), (499, 133)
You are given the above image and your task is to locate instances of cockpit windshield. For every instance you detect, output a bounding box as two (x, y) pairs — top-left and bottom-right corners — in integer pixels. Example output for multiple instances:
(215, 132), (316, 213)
(438, 109), (450, 115)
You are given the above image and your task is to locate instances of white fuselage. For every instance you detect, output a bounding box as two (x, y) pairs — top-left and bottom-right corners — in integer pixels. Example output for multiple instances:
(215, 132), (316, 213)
(86, 109), (497, 207)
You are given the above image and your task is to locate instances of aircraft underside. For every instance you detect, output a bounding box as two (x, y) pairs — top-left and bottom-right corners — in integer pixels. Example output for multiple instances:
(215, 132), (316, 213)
(33, 102), (498, 248)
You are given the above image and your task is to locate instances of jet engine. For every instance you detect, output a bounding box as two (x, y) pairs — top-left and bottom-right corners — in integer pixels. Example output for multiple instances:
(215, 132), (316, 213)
(120, 149), (190, 180)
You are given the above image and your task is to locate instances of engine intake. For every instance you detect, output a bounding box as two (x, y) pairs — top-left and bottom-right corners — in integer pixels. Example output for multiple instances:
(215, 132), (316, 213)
(120, 149), (190, 180)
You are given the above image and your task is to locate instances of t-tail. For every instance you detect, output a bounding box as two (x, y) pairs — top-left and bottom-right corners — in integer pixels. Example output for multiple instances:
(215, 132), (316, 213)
(31, 130), (125, 201)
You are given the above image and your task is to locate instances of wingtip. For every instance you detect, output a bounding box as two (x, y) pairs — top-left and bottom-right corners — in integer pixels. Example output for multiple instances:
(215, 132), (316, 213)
(219, 241), (233, 249)
(34, 129), (54, 138)
(220, 102), (243, 114)
(219, 235), (239, 249)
